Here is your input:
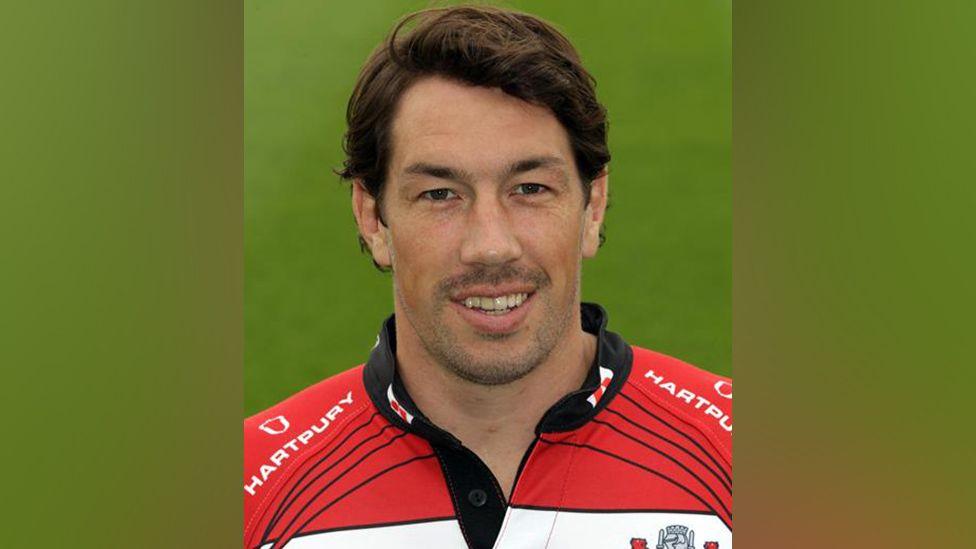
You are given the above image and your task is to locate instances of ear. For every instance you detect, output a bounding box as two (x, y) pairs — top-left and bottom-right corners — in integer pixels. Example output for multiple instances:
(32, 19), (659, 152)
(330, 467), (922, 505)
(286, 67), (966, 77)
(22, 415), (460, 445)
(351, 180), (392, 268)
(581, 171), (608, 258)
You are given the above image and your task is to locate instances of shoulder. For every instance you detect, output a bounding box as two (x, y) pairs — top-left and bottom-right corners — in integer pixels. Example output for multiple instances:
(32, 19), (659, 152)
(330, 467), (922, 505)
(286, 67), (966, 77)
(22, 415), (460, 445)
(244, 365), (370, 455)
(622, 345), (732, 462)
(243, 365), (376, 543)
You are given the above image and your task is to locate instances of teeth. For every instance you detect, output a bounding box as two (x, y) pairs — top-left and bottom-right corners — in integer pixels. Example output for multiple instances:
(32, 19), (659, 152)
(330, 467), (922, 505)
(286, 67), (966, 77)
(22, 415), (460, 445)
(463, 293), (528, 312)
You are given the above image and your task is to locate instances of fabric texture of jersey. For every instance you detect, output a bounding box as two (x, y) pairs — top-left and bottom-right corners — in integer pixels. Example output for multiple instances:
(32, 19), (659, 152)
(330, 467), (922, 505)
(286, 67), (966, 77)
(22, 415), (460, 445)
(244, 303), (732, 549)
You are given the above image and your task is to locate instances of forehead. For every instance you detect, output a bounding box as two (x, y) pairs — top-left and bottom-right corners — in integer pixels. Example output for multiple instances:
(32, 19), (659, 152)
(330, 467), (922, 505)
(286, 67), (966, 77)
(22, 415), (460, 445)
(389, 76), (574, 175)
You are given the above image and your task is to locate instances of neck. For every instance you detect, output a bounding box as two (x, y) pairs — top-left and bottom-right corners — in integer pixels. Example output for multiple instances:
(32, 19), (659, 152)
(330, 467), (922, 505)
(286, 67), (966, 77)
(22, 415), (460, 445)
(401, 329), (596, 438)
(395, 311), (597, 497)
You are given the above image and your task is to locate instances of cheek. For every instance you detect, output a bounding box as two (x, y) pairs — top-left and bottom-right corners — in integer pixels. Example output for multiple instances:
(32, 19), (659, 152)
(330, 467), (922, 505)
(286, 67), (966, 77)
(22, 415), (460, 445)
(390, 224), (459, 298)
(514, 209), (584, 273)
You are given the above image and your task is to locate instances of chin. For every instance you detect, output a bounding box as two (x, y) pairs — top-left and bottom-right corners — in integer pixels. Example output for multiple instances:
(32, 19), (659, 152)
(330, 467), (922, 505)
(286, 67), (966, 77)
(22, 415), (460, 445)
(446, 357), (539, 386)
(443, 339), (551, 386)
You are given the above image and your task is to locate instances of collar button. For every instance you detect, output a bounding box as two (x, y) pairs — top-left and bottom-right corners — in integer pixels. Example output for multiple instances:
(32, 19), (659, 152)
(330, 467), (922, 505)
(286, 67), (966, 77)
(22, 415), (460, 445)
(467, 488), (488, 508)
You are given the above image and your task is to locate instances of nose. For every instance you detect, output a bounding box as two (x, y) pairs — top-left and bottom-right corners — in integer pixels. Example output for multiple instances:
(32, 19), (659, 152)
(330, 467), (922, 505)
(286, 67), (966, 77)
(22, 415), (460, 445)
(459, 195), (522, 266)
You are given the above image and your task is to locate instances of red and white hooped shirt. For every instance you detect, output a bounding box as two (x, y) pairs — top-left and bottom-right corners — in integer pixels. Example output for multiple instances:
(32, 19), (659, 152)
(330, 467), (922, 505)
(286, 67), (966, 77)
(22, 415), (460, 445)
(244, 303), (732, 549)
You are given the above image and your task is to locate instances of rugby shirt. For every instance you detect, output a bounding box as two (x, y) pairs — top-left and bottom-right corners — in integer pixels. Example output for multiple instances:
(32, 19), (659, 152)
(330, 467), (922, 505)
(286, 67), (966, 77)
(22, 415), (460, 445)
(244, 303), (733, 548)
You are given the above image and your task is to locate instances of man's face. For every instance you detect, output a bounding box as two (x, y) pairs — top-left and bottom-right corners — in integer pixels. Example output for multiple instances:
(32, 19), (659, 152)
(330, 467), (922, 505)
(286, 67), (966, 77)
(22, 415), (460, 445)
(355, 76), (606, 385)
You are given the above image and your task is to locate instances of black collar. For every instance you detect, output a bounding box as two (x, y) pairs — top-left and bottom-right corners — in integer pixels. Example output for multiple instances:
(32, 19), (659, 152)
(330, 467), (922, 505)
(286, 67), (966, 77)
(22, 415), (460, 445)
(362, 302), (633, 445)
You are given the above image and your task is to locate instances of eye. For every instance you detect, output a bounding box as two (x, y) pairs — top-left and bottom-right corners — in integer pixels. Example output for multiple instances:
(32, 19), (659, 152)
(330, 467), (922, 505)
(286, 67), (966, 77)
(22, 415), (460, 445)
(514, 183), (548, 195)
(420, 188), (459, 201)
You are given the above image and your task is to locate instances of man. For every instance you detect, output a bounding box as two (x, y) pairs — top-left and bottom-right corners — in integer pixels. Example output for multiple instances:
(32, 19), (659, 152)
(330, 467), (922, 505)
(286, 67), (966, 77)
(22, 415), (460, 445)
(244, 6), (731, 549)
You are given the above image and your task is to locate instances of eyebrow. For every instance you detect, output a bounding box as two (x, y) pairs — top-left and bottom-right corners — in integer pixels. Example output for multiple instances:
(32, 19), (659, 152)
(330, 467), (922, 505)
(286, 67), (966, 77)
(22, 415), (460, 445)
(402, 162), (475, 184)
(401, 155), (567, 184)
(503, 155), (566, 179)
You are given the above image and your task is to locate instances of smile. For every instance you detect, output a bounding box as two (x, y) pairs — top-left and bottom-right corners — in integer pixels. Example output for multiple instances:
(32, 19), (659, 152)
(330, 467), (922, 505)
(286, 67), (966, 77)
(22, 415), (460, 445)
(461, 293), (529, 315)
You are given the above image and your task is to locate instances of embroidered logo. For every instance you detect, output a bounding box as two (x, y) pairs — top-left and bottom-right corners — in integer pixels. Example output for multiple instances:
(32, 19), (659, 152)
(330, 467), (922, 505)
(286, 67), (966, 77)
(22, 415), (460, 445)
(656, 524), (696, 549)
(258, 415), (290, 435)
(714, 380), (732, 399)
(630, 538), (649, 549)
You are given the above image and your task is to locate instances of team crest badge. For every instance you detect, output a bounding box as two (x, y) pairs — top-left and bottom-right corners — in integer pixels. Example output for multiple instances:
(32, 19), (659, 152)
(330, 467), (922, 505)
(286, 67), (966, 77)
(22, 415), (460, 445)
(656, 524), (695, 549)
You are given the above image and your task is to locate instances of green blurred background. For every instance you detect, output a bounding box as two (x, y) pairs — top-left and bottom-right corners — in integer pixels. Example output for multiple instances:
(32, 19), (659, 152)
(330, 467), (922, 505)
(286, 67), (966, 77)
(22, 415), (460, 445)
(6, 0), (976, 546)
(246, 0), (731, 415)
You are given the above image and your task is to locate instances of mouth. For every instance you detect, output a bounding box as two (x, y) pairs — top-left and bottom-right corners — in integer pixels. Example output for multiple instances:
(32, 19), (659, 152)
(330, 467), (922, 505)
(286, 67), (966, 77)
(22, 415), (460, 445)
(449, 289), (536, 334)
(459, 292), (530, 315)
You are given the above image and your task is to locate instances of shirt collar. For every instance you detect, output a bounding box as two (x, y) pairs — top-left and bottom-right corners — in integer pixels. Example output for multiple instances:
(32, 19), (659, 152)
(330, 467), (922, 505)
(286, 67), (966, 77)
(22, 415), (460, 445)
(362, 302), (633, 444)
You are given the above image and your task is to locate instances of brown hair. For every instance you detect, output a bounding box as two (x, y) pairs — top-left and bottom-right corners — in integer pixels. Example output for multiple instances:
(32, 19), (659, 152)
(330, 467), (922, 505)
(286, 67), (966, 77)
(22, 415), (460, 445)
(338, 5), (610, 264)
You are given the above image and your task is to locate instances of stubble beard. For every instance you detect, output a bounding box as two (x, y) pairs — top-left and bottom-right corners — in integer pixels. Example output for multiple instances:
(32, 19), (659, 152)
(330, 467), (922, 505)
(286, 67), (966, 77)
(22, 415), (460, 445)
(396, 265), (579, 386)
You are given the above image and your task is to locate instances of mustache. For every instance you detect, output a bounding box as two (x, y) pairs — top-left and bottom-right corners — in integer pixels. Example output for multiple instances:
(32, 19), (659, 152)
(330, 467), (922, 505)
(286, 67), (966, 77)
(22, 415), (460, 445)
(437, 265), (550, 297)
